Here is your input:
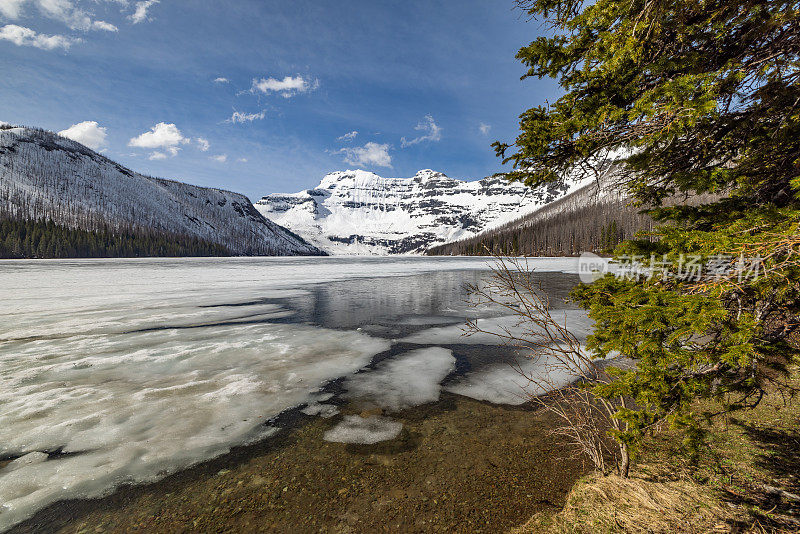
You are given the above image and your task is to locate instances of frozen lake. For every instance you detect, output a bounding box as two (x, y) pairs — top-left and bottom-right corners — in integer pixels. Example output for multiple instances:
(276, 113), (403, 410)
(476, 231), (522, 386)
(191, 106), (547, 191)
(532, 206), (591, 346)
(0, 256), (587, 531)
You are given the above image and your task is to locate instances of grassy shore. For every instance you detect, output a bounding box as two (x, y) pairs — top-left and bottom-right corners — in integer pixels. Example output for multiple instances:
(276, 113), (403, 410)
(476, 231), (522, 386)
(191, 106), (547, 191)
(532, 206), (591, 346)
(515, 370), (800, 533)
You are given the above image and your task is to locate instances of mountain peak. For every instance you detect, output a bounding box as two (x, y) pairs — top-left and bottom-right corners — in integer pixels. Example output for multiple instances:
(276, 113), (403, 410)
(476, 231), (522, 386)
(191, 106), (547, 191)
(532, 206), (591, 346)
(317, 170), (382, 189)
(412, 169), (447, 182)
(255, 168), (587, 255)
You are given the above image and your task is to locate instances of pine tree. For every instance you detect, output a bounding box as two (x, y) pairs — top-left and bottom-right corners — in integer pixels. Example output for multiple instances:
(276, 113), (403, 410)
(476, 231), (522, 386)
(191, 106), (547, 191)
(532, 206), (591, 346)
(499, 0), (800, 475)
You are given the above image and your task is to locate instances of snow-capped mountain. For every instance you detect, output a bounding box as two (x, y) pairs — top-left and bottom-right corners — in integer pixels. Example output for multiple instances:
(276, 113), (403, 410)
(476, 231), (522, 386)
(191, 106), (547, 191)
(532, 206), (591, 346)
(254, 169), (589, 254)
(0, 126), (321, 256)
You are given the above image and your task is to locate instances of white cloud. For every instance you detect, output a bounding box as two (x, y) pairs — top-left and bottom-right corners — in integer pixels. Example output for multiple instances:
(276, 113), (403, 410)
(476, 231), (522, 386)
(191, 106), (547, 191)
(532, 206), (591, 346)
(226, 110), (266, 123)
(91, 20), (117, 31)
(337, 130), (358, 142)
(128, 122), (188, 152)
(0, 1), (118, 31)
(0, 0), (27, 19)
(250, 75), (317, 98)
(129, 123), (189, 159)
(479, 122), (491, 135)
(58, 120), (107, 150)
(210, 154), (227, 163)
(237, 157), (247, 163)
(195, 137), (210, 151)
(0, 24), (77, 49)
(40, 0), (116, 31)
(129, 0), (157, 24)
(334, 142), (392, 168)
(401, 115), (442, 148)
(213, 77), (229, 83)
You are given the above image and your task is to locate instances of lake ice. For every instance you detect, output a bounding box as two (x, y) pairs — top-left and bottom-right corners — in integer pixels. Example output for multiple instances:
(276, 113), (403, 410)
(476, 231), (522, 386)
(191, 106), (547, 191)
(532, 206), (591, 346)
(0, 256), (593, 530)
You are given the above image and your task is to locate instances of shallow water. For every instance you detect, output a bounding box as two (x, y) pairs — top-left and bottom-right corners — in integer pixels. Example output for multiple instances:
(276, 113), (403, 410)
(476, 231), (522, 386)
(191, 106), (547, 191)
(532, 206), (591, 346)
(0, 256), (586, 531)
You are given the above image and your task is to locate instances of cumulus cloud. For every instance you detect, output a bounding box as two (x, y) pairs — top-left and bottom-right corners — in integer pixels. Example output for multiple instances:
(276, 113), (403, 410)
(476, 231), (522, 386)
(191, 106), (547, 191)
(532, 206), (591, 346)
(129, 122), (187, 149)
(129, 122), (189, 159)
(250, 75), (318, 98)
(401, 115), (442, 148)
(237, 157), (247, 163)
(0, 24), (77, 49)
(195, 137), (210, 151)
(479, 122), (491, 135)
(213, 77), (229, 83)
(129, 0), (158, 24)
(225, 110), (266, 123)
(337, 131), (358, 142)
(2, 0), (118, 32)
(334, 142), (392, 168)
(58, 120), (107, 150)
(210, 154), (227, 163)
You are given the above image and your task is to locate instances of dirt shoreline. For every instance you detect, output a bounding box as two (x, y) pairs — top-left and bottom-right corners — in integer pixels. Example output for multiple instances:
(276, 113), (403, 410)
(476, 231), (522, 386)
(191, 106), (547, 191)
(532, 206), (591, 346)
(11, 392), (587, 534)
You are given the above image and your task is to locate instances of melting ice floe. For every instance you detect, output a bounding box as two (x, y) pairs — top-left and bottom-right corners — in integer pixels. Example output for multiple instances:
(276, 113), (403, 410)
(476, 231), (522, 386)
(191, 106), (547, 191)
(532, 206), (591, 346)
(323, 416), (404, 445)
(400, 311), (594, 346)
(444, 355), (584, 406)
(0, 322), (389, 531)
(301, 392), (339, 418)
(402, 312), (595, 405)
(342, 347), (456, 411)
(323, 347), (456, 444)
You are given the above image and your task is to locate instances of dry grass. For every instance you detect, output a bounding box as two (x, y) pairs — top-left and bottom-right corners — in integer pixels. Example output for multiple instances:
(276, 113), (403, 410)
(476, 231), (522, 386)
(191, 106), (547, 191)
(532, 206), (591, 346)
(510, 368), (800, 533)
(511, 473), (734, 534)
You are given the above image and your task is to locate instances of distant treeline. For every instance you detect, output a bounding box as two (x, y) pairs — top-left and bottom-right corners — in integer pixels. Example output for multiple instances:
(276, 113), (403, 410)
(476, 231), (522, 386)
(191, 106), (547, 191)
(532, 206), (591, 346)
(427, 183), (655, 257)
(0, 217), (232, 259)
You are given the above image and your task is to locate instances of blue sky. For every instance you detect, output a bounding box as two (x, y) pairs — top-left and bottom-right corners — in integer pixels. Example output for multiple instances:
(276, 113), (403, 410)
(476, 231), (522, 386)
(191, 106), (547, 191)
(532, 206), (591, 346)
(0, 0), (557, 200)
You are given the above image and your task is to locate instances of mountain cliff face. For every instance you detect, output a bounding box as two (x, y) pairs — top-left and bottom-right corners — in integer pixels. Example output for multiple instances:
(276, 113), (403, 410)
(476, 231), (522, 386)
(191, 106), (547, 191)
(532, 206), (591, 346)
(0, 126), (321, 256)
(254, 169), (588, 254)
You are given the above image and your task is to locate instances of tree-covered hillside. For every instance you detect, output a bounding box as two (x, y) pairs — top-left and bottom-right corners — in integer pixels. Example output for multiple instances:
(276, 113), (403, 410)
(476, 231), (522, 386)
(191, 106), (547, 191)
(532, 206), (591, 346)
(0, 218), (231, 259)
(427, 181), (653, 256)
(0, 125), (322, 257)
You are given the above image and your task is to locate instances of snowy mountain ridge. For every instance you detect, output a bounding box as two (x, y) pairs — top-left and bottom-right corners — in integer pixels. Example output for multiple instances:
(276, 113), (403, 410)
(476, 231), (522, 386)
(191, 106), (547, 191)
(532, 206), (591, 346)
(0, 126), (321, 256)
(254, 169), (591, 255)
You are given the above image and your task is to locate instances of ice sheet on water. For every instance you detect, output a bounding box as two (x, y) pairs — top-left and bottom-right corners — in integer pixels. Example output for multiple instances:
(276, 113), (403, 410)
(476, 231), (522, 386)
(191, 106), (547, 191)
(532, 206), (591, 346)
(342, 347), (456, 411)
(323, 416), (403, 445)
(399, 311), (595, 406)
(0, 257), (584, 530)
(301, 403), (340, 418)
(400, 311), (594, 345)
(445, 349), (592, 405)
(0, 321), (389, 531)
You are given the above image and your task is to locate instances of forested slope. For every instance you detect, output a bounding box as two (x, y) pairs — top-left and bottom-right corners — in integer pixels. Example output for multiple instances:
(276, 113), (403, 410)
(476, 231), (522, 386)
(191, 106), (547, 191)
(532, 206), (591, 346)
(0, 125), (322, 257)
(426, 179), (653, 256)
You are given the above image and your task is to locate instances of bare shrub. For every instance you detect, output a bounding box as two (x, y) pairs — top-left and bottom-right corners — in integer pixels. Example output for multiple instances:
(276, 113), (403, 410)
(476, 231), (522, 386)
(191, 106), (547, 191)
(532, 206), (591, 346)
(466, 255), (632, 476)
